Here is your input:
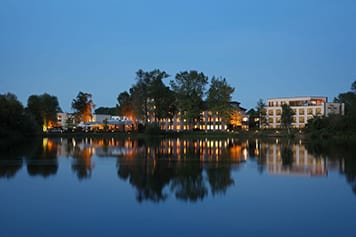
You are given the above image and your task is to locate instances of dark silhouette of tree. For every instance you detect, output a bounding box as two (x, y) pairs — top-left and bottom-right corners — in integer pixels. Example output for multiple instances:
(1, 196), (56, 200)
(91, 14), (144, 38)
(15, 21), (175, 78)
(71, 91), (95, 123)
(281, 104), (294, 134)
(129, 70), (149, 123)
(26, 93), (62, 130)
(256, 98), (267, 128)
(0, 93), (40, 142)
(170, 70), (208, 128)
(146, 70), (175, 121)
(206, 76), (235, 123)
(117, 91), (132, 117)
(128, 69), (172, 125)
(334, 80), (356, 132)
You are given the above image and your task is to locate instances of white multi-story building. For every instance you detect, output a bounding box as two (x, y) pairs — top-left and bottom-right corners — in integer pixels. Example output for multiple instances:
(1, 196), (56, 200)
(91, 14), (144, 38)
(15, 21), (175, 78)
(265, 96), (344, 129)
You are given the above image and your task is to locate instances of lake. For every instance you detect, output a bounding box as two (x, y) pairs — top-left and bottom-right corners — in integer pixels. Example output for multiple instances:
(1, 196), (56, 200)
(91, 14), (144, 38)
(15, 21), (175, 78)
(1, 136), (356, 237)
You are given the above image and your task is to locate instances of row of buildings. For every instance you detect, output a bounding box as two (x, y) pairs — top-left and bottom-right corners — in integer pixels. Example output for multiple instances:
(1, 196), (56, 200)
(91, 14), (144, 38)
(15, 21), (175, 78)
(54, 96), (344, 132)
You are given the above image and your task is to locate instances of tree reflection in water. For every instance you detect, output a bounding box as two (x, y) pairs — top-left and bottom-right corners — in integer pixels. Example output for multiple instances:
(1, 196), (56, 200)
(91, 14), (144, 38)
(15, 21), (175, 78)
(170, 162), (207, 201)
(306, 141), (356, 194)
(116, 138), (243, 202)
(26, 138), (58, 177)
(1, 137), (356, 200)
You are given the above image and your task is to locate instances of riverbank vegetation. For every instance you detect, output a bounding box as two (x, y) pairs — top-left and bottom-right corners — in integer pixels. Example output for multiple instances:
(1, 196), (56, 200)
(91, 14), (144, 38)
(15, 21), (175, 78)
(0, 93), (40, 147)
(305, 81), (356, 142)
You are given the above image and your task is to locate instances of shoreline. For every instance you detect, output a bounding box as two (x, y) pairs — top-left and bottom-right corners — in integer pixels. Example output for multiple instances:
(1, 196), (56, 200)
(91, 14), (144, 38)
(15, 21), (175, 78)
(41, 129), (356, 144)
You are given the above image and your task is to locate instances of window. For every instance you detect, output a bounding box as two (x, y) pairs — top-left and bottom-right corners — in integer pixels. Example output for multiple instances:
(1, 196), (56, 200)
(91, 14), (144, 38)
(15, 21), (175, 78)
(316, 108), (322, 115)
(276, 109), (281, 116)
(307, 108), (313, 115)
(299, 109), (304, 115)
(299, 117), (305, 123)
(268, 110), (274, 116)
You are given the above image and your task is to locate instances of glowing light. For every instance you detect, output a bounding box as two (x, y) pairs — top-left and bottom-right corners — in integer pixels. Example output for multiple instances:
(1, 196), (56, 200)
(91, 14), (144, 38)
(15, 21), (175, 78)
(243, 148), (248, 160)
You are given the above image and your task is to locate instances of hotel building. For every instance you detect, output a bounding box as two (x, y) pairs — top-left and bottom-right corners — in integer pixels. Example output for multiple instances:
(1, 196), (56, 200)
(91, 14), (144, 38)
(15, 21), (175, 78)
(265, 96), (344, 129)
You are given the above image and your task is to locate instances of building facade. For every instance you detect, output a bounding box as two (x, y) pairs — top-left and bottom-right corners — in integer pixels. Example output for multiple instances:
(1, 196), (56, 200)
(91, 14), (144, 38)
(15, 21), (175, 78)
(265, 96), (344, 129)
(158, 101), (247, 132)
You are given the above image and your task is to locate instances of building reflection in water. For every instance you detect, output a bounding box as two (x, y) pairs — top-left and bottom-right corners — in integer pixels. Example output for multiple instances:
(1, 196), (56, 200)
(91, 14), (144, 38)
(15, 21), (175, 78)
(259, 140), (328, 176)
(1, 136), (355, 199)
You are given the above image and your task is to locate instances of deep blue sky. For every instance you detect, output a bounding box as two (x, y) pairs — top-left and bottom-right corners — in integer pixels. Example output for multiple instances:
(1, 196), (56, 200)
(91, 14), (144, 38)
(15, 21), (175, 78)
(1, 0), (355, 112)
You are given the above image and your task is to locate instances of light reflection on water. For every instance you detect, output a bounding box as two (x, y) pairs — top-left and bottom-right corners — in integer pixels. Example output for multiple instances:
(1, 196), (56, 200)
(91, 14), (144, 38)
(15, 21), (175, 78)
(0, 137), (353, 197)
(1, 137), (356, 237)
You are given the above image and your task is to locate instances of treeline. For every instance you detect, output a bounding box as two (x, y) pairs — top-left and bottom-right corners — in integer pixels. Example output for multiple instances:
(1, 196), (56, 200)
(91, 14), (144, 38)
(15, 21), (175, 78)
(0, 69), (235, 142)
(0, 93), (40, 143)
(306, 81), (356, 139)
(69, 69), (236, 129)
(115, 69), (234, 124)
(0, 93), (62, 145)
(1, 68), (355, 143)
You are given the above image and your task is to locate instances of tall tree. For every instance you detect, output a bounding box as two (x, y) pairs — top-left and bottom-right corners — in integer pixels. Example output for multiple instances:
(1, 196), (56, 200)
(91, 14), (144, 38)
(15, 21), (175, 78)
(334, 80), (356, 114)
(129, 70), (150, 123)
(256, 98), (267, 128)
(170, 70), (208, 127)
(206, 76), (235, 122)
(281, 104), (294, 134)
(26, 93), (61, 130)
(334, 80), (356, 131)
(129, 69), (172, 124)
(146, 69), (174, 121)
(0, 93), (39, 140)
(246, 108), (258, 129)
(71, 92), (95, 123)
(117, 91), (132, 117)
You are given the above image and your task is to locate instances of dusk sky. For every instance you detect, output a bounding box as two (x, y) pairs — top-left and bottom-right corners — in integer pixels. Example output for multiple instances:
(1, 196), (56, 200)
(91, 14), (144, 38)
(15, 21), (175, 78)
(1, 0), (355, 112)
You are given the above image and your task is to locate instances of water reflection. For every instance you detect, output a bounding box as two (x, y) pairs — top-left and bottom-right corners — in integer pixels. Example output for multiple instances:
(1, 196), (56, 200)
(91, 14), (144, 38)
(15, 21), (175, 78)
(256, 141), (328, 176)
(114, 138), (243, 202)
(1, 137), (356, 200)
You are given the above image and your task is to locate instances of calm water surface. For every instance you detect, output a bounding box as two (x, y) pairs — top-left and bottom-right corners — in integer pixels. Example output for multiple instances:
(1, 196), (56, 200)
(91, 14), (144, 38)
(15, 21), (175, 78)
(1, 137), (356, 237)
